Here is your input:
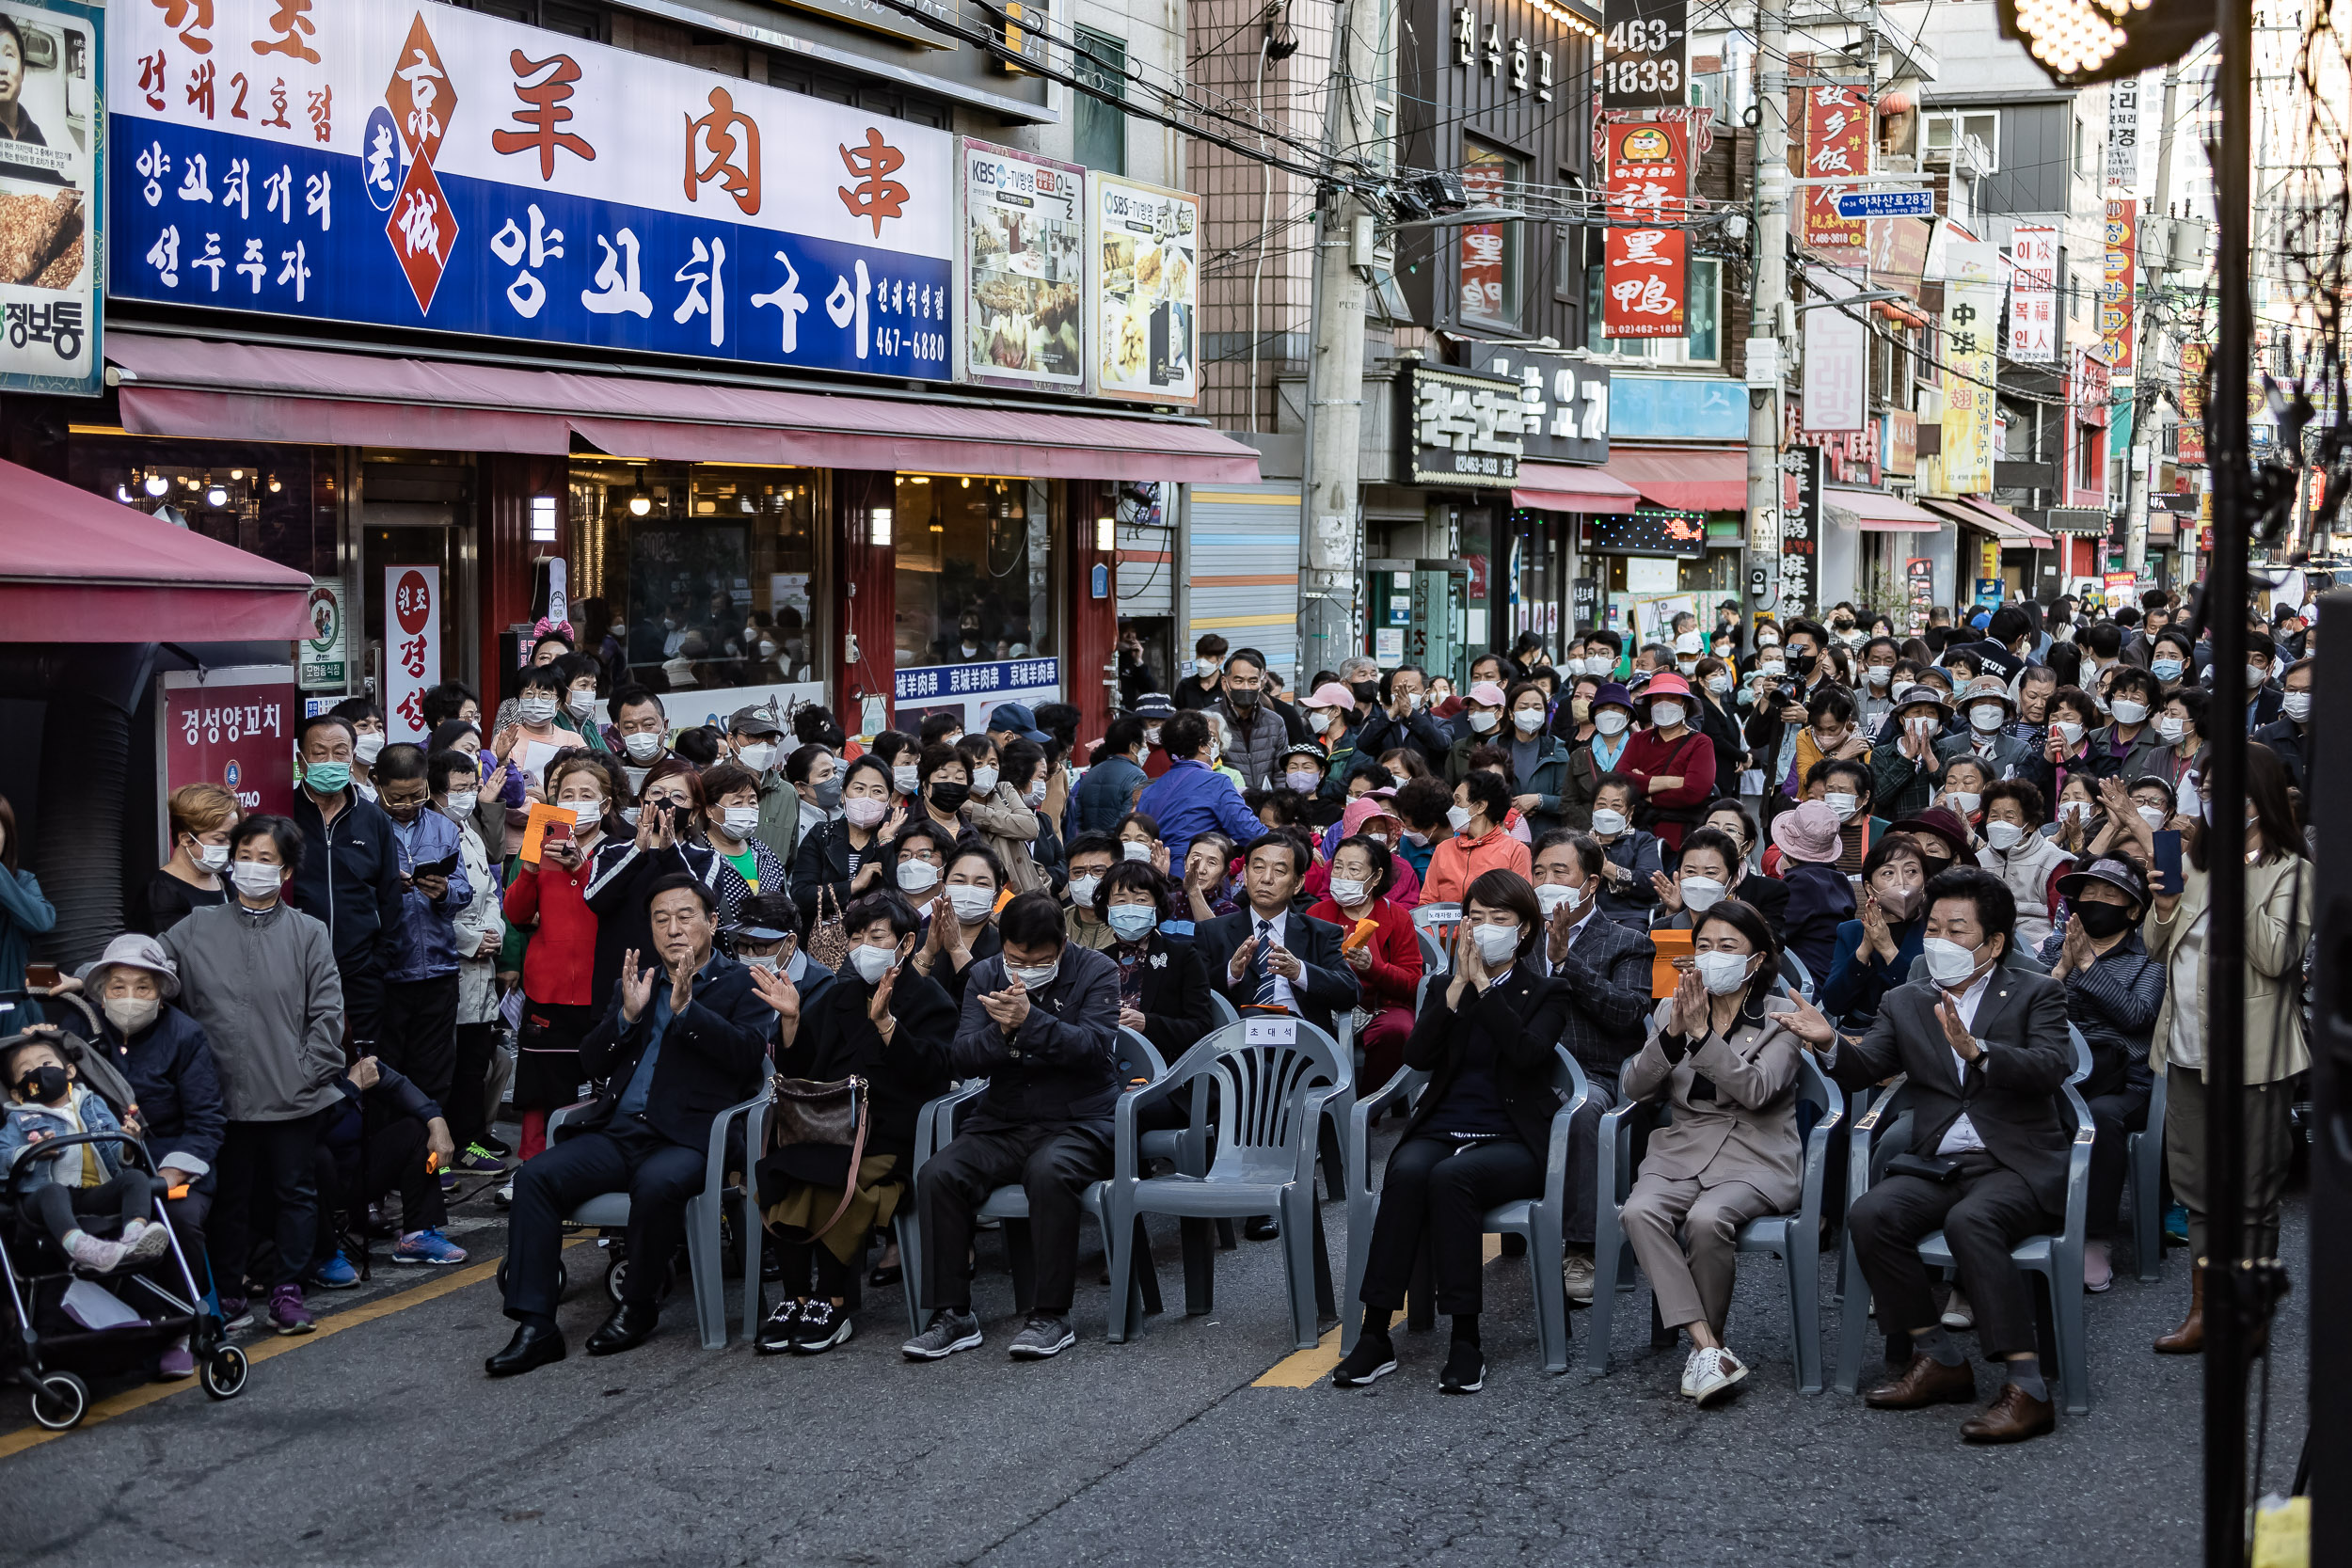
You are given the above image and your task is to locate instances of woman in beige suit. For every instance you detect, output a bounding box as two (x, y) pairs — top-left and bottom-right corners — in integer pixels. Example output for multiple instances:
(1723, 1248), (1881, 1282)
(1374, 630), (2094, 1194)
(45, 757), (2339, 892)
(1619, 897), (1804, 1406)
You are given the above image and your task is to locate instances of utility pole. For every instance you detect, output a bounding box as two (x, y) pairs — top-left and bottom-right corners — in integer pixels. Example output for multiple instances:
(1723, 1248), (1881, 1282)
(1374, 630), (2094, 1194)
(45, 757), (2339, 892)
(2123, 64), (2182, 575)
(1747, 0), (1791, 626)
(1296, 0), (1376, 677)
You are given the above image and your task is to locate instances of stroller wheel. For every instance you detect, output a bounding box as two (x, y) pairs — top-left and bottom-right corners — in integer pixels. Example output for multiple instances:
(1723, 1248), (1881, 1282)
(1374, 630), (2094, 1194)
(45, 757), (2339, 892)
(199, 1345), (250, 1401)
(30, 1370), (89, 1431)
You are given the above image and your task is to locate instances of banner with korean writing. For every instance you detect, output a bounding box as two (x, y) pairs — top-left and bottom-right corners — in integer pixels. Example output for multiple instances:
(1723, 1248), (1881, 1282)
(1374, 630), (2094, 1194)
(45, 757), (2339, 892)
(1941, 279), (1997, 494)
(0, 0), (102, 395)
(961, 139), (1084, 394)
(2008, 224), (2058, 363)
(1800, 267), (1867, 433)
(1800, 86), (1869, 254)
(158, 666), (296, 857)
(1777, 444), (1821, 619)
(2100, 198), (2136, 371)
(2179, 341), (2207, 464)
(383, 562), (440, 741)
(1601, 119), (1686, 339)
(1091, 172), (1197, 404)
(108, 0), (952, 380)
(2106, 76), (2138, 187)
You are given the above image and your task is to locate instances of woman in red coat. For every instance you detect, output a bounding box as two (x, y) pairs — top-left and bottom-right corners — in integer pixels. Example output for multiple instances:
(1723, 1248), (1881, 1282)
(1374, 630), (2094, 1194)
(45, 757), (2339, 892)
(1307, 832), (1426, 1091)
(1618, 672), (1719, 852)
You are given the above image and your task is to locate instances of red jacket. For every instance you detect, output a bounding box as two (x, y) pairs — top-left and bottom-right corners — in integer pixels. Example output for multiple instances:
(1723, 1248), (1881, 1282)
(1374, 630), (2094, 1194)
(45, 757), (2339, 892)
(503, 857), (598, 1006)
(1307, 895), (1424, 1012)
(1618, 725), (1718, 849)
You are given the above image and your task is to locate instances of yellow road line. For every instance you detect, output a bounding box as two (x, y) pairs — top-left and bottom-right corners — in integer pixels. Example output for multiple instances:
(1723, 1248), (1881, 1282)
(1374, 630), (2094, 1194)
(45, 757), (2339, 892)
(0, 1243), (585, 1461)
(1253, 1326), (1344, 1388)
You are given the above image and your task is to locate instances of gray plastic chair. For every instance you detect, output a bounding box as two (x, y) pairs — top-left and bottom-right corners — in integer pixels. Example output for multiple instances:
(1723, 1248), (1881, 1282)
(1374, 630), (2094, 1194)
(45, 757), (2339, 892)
(1832, 1025), (2096, 1413)
(1778, 948), (1814, 1003)
(2124, 1062), (2169, 1281)
(1105, 1019), (1347, 1348)
(1586, 1050), (1843, 1389)
(1206, 991), (1243, 1029)
(539, 1090), (770, 1350)
(1411, 903), (1462, 975)
(1340, 1044), (1591, 1370)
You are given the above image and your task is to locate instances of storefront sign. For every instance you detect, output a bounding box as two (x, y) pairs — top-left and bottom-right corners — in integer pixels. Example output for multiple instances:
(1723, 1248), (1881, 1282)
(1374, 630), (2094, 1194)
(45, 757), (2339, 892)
(1941, 271), (1997, 494)
(755, 0), (957, 49)
(2100, 198), (2137, 371)
(2179, 342), (2207, 464)
(1882, 409), (1916, 477)
(383, 562), (440, 742)
(0, 0), (103, 396)
(1450, 3), (1579, 101)
(1599, 0), (1685, 109)
(159, 666), (296, 855)
(1401, 364), (1524, 487)
(110, 0), (954, 381)
(1904, 556), (1932, 631)
(2008, 225), (2058, 363)
(893, 656), (1060, 731)
(1800, 87), (1870, 255)
(2106, 76), (2138, 187)
(961, 139), (1084, 393)
(1582, 508), (1708, 556)
(1777, 444), (1821, 617)
(1460, 343), (1610, 464)
(299, 578), (346, 689)
(1864, 214), (1932, 301)
(1800, 268), (1867, 433)
(1601, 119), (1687, 340)
(1092, 172), (1197, 404)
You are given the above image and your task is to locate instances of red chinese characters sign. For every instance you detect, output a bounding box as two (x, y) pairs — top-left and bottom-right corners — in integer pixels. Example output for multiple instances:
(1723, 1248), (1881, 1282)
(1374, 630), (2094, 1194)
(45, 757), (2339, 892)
(1602, 120), (1688, 340)
(1801, 87), (1871, 253)
(383, 564), (442, 742)
(160, 669), (298, 848)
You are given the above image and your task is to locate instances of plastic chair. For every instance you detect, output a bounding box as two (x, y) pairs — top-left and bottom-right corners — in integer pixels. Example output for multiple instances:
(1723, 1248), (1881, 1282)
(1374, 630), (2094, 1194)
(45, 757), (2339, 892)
(1416, 928), (1448, 976)
(1411, 903), (1463, 976)
(1340, 1044), (1591, 1370)
(2124, 1061), (2169, 1281)
(540, 1090), (770, 1350)
(1586, 1051), (1844, 1390)
(1206, 991), (1242, 1029)
(1105, 1019), (1347, 1348)
(1778, 948), (1814, 1003)
(1832, 1027), (2096, 1413)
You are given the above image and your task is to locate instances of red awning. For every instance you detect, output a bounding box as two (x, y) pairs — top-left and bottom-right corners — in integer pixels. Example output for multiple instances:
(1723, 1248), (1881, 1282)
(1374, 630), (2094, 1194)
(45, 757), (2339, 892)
(1512, 461), (1644, 514)
(0, 459), (313, 642)
(1926, 497), (2057, 548)
(1601, 446), (1750, 513)
(1826, 485), (1945, 532)
(105, 334), (1263, 484)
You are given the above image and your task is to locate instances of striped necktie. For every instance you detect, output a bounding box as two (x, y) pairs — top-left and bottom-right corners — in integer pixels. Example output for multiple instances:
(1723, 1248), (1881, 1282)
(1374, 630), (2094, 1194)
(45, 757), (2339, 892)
(1251, 918), (1283, 1008)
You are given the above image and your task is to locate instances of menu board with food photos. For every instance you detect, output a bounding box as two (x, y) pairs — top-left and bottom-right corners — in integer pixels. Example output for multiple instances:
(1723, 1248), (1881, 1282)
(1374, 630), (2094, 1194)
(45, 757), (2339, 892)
(960, 138), (1086, 392)
(1091, 172), (1198, 405)
(0, 0), (102, 396)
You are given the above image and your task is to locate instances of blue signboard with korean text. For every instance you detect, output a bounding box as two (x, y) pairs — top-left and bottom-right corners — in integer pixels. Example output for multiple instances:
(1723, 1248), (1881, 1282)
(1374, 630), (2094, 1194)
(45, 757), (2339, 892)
(106, 0), (951, 380)
(895, 657), (1060, 705)
(1832, 188), (1935, 220)
(0, 0), (103, 396)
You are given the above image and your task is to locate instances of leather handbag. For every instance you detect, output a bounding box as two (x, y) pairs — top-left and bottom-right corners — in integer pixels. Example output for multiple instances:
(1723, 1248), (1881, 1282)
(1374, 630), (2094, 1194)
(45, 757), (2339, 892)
(758, 1073), (868, 1240)
(808, 876), (851, 974)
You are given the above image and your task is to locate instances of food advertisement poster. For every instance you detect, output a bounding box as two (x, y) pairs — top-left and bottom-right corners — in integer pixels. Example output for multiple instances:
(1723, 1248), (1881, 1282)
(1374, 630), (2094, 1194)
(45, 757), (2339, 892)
(0, 0), (101, 395)
(1092, 171), (1196, 404)
(960, 138), (1083, 392)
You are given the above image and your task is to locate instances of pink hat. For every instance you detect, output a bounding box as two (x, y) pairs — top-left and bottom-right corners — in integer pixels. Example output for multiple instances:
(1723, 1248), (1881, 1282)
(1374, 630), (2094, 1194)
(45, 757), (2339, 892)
(1342, 794), (1402, 836)
(1640, 672), (1693, 702)
(1467, 680), (1509, 706)
(1302, 681), (1358, 710)
(1771, 799), (1843, 864)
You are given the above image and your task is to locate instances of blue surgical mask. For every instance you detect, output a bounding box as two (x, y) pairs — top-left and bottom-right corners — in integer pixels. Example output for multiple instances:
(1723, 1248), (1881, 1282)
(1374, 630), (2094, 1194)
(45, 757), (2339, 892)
(1106, 905), (1157, 942)
(305, 760), (352, 794)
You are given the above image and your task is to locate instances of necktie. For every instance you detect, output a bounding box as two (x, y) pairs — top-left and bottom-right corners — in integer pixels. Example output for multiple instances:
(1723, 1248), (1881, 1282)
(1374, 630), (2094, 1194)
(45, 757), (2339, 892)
(1251, 919), (1282, 1008)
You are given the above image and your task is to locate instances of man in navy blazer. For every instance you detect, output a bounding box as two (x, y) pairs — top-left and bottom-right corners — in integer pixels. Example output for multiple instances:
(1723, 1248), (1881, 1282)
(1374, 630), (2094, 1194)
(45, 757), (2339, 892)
(1189, 832), (1362, 1037)
(489, 874), (778, 1376)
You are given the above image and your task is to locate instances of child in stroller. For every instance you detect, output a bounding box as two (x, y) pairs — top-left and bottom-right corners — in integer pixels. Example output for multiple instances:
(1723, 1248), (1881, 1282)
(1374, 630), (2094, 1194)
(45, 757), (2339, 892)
(2, 1035), (167, 1274)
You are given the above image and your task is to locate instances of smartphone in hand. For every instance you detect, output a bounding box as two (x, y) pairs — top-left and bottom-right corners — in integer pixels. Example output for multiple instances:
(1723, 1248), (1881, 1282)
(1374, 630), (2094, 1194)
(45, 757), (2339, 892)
(2152, 829), (2184, 897)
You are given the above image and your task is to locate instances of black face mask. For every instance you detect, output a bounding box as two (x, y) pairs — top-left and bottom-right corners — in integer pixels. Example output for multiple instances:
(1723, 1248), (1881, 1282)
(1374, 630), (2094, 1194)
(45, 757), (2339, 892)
(17, 1062), (67, 1102)
(1350, 681), (1379, 705)
(2073, 901), (2137, 940)
(1787, 650), (1820, 676)
(927, 781), (972, 812)
(1226, 687), (1261, 709)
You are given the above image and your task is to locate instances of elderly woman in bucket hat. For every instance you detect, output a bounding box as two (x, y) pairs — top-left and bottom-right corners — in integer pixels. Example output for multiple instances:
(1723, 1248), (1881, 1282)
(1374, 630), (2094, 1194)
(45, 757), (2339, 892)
(1770, 799), (1854, 984)
(1872, 682), (1954, 820)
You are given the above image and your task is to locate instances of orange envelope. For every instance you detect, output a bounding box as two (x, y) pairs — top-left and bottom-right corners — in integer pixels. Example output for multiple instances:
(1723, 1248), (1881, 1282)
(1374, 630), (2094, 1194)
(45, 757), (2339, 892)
(1649, 927), (1693, 998)
(518, 802), (576, 864)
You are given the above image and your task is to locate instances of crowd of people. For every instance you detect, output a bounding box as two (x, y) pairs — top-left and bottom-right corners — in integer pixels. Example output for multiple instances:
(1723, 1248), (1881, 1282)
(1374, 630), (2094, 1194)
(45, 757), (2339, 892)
(0, 582), (2318, 1439)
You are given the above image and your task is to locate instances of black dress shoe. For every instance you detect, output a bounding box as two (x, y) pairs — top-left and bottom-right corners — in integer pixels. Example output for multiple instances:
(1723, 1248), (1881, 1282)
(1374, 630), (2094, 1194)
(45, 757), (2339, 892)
(584, 1300), (661, 1356)
(485, 1323), (566, 1377)
(1244, 1215), (1281, 1242)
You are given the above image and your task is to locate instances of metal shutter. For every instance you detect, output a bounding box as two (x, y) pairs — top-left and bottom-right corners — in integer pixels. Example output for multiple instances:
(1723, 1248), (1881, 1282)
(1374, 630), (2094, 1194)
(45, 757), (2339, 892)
(1185, 482), (1302, 681)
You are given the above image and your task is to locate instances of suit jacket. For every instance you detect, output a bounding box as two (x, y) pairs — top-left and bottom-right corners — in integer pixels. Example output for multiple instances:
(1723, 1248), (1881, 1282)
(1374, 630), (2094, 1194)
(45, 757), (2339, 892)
(1824, 971), (2075, 1215)
(1622, 992), (1804, 1209)
(574, 951), (777, 1151)
(1126, 932), (1221, 1064)
(1933, 727), (2038, 784)
(1537, 909), (1656, 1082)
(1192, 906), (1362, 1037)
(1399, 962), (1572, 1156)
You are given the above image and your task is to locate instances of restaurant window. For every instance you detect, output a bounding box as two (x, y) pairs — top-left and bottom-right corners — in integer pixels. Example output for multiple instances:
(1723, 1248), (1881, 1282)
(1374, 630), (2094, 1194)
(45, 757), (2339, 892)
(892, 476), (1056, 669)
(70, 437), (341, 579)
(1073, 27), (1128, 176)
(1584, 255), (1721, 364)
(567, 460), (824, 694)
(1457, 141), (1522, 328)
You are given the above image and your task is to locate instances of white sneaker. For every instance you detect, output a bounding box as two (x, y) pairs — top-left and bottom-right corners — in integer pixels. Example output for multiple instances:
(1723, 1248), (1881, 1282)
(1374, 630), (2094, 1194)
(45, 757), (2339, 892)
(1688, 1346), (1749, 1407)
(1561, 1251), (1597, 1306)
(66, 1231), (128, 1273)
(122, 1220), (172, 1261)
(1679, 1346), (1706, 1398)
(1941, 1287), (1975, 1331)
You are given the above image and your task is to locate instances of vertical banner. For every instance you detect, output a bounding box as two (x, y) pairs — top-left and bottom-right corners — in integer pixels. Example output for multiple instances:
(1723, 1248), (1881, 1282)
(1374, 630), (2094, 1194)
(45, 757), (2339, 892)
(2008, 225), (2058, 363)
(299, 579), (347, 690)
(1778, 444), (1821, 620)
(1904, 556), (1933, 632)
(2100, 198), (2137, 370)
(1942, 279), (1998, 494)
(1601, 119), (1687, 339)
(2179, 342), (2208, 464)
(384, 564), (441, 742)
(159, 667), (298, 857)
(1800, 86), (1870, 254)
(0, 0), (103, 396)
(1800, 266), (1867, 432)
(2106, 75), (2139, 187)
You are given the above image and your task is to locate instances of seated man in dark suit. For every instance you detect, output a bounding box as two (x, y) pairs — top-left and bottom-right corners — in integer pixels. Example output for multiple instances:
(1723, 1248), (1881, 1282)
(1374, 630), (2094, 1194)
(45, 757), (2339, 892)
(1784, 866), (2074, 1443)
(1190, 831), (1362, 1038)
(905, 890), (1123, 1364)
(488, 874), (780, 1374)
(1527, 830), (1658, 1303)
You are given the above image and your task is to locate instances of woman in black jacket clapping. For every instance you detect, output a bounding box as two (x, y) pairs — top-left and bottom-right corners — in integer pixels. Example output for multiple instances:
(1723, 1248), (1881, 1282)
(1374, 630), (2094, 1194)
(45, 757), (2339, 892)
(789, 756), (904, 927)
(1331, 867), (1571, 1395)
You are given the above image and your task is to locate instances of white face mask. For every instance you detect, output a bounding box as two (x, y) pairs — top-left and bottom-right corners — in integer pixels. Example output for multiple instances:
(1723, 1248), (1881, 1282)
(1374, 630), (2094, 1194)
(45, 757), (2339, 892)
(850, 943), (896, 984)
(1969, 704), (2007, 733)
(1679, 875), (1727, 912)
(356, 782), (378, 803)
(1144, 724), (1164, 747)
(2154, 715), (2185, 743)
(2247, 664), (2269, 689)
(1985, 819), (2025, 851)
(1513, 708), (1544, 733)
(104, 995), (163, 1035)
(191, 841), (230, 872)
(1445, 803), (1474, 832)
(1758, 658), (1785, 677)
(1693, 949), (1754, 995)
(2053, 721), (2085, 746)
(2109, 700), (2149, 726)
(355, 733), (387, 765)
(892, 764), (920, 794)
(1922, 935), (1985, 986)
(2137, 804), (2169, 831)
(1196, 657), (1221, 678)
(946, 885), (995, 922)
(737, 741), (778, 773)
(1285, 769), (1322, 794)
(1650, 701), (1686, 729)
(568, 689), (598, 719)
(1024, 779), (1049, 808)
(622, 806), (643, 827)
(623, 731), (664, 762)
(2282, 691), (2312, 722)
(1947, 790), (1980, 816)
(720, 804), (760, 837)
(1866, 665), (1894, 686)
(1535, 880), (1577, 914)
(1707, 674), (1733, 694)
(1593, 710), (1630, 736)
(1676, 659), (1699, 676)
(1122, 841), (1152, 862)
(1466, 709), (1500, 734)
(745, 953), (782, 974)
(1823, 791), (1858, 819)
(1006, 958), (1060, 989)
(1329, 876), (1369, 907)
(1403, 690), (1425, 711)
(1471, 921), (1519, 965)
(844, 796), (890, 829)
(1904, 715), (1940, 739)
(444, 790), (479, 818)
(518, 694), (558, 725)
(1590, 808), (1628, 837)
(1067, 872), (1102, 907)
(898, 860), (941, 893)
(969, 766), (1000, 794)
(230, 861), (282, 899)
(2057, 800), (2092, 823)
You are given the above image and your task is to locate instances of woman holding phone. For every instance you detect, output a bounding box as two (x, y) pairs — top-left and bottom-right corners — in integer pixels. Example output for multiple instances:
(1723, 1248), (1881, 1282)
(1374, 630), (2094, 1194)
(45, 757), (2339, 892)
(499, 756), (617, 1162)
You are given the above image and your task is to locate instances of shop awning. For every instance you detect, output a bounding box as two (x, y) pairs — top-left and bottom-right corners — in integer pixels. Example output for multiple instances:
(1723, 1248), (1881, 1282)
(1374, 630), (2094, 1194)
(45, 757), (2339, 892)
(104, 334), (1263, 484)
(1602, 446), (1750, 512)
(1827, 485), (1946, 532)
(0, 459), (313, 642)
(1511, 462), (1644, 513)
(1925, 497), (2057, 548)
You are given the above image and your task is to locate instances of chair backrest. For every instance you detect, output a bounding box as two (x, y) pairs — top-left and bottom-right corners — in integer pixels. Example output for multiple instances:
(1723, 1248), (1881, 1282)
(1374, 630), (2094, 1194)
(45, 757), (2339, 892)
(1116, 1027), (1168, 1088)
(1793, 1047), (1844, 1128)
(1778, 947), (1814, 1000)
(1411, 903), (1462, 972)
(2064, 1022), (2090, 1085)
(1417, 927), (1448, 975)
(1206, 990), (1242, 1028)
(1173, 1018), (1346, 1180)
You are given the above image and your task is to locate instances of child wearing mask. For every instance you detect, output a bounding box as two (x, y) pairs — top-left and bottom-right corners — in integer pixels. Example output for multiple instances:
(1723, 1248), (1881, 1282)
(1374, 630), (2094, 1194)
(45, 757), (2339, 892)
(2, 1037), (166, 1273)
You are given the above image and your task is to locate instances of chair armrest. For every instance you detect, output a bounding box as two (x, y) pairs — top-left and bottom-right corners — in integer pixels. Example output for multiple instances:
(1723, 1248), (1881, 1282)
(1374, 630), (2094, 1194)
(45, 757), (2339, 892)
(543, 1097), (597, 1140)
(1113, 1049), (1195, 1180)
(1797, 1100), (1843, 1229)
(1348, 1066), (1427, 1205)
(1845, 1073), (1909, 1214)
(703, 1088), (772, 1198)
(1595, 1095), (1643, 1214)
(2060, 1082), (2096, 1242)
(1541, 1046), (1592, 1216)
(910, 1082), (989, 1176)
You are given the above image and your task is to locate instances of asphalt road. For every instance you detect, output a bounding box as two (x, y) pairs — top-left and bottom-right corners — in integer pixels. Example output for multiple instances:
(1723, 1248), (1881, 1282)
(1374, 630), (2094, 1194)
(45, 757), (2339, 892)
(0, 1148), (2309, 1568)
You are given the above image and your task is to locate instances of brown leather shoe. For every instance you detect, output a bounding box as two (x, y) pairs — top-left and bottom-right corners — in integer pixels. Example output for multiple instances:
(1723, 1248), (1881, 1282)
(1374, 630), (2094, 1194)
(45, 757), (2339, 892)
(1961, 1382), (2057, 1443)
(1863, 1350), (1978, 1409)
(2153, 1262), (2205, 1355)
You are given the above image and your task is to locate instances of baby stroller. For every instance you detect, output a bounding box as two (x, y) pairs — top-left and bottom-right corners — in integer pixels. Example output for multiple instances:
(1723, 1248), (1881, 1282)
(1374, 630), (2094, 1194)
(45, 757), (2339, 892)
(0, 1014), (249, 1430)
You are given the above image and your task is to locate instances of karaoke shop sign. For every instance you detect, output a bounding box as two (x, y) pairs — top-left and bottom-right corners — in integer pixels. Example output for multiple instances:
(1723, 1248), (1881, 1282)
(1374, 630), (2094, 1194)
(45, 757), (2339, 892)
(108, 0), (953, 380)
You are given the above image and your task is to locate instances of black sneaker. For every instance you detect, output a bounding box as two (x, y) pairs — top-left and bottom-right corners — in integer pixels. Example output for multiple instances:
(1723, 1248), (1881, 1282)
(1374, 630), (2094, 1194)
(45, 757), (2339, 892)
(790, 1299), (853, 1354)
(755, 1298), (804, 1355)
(1439, 1338), (1485, 1394)
(902, 1307), (983, 1360)
(1330, 1333), (1398, 1388)
(1008, 1315), (1075, 1359)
